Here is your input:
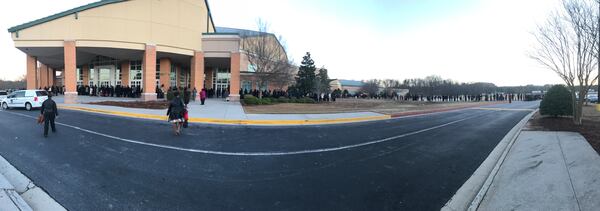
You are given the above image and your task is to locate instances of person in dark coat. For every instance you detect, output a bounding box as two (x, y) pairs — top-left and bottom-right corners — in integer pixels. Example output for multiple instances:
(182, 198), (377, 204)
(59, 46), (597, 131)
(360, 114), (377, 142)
(183, 88), (191, 106)
(166, 92), (185, 136)
(41, 93), (58, 137)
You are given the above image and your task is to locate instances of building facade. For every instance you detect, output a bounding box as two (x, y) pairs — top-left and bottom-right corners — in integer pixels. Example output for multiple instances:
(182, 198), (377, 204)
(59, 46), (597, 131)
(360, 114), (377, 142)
(8, 0), (288, 103)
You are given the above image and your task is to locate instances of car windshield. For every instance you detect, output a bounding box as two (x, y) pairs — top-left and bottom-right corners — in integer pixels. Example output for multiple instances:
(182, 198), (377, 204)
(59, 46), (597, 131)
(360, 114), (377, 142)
(36, 91), (48, 96)
(0, 92), (7, 95)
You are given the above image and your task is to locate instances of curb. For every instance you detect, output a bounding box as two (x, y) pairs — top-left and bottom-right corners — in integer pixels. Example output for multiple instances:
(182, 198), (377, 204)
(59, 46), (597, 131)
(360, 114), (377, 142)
(441, 108), (538, 211)
(0, 176), (31, 211)
(0, 155), (66, 211)
(59, 105), (391, 125)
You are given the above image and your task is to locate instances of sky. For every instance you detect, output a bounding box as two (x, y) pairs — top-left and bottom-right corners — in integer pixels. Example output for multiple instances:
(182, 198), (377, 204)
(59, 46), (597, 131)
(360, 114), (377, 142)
(0, 0), (567, 86)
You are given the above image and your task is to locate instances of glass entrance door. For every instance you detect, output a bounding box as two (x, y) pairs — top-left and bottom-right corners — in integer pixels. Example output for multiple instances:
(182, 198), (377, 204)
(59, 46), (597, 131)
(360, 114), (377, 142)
(212, 68), (230, 98)
(96, 65), (115, 86)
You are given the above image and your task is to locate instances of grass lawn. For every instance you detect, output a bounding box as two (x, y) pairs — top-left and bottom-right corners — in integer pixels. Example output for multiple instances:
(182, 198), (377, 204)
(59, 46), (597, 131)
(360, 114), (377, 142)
(243, 98), (501, 115)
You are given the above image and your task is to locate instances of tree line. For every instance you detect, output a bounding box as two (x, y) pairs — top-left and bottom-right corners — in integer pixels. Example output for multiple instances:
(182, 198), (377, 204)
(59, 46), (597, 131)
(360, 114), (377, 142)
(356, 76), (555, 99)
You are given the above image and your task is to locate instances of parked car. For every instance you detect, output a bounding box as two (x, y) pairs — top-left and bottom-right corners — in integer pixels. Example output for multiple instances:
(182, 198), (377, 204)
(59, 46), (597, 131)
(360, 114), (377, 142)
(588, 94), (598, 103)
(1, 90), (49, 111)
(0, 90), (8, 101)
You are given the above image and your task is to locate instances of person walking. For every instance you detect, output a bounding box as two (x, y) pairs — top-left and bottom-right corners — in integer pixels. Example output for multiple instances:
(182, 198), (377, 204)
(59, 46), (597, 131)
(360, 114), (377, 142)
(41, 93), (58, 138)
(200, 88), (207, 105)
(166, 92), (185, 136)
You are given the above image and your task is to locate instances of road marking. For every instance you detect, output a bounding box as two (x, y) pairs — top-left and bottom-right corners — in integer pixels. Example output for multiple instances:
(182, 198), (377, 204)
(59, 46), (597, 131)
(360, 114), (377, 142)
(3, 110), (480, 156)
(470, 108), (535, 111)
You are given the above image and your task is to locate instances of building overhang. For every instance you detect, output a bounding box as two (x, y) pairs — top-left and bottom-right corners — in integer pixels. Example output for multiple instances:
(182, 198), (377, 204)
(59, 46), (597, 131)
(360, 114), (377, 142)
(202, 33), (241, 56)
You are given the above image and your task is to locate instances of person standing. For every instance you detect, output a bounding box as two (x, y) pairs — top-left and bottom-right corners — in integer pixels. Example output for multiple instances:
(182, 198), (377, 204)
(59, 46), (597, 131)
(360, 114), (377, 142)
(192, 87), (197, 102)
(166, 92), (185, 136)
(41, 93), (58, 138)
(183, 87), (191, 106)
(200, 88), (207, 105)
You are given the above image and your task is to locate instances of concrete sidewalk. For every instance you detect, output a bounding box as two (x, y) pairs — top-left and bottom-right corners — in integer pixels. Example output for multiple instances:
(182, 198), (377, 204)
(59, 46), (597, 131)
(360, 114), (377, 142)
(0, 173), (31, 211)
(0, 154), (65, 211)
(477, 131), (600, 211)
(54, 96), (390, 125)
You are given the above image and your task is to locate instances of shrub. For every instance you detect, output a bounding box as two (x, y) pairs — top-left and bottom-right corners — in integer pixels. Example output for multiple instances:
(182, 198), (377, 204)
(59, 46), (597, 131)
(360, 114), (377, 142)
(299, 97), (316, 104)
(277, 97), (289, 103)
(243, 95), (260, 105)
(260, 98), (273, 105)
(540, 85), (573, 117)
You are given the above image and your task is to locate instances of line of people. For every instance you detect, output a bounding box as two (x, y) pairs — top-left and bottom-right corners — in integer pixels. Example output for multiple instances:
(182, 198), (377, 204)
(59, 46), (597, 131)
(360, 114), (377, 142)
(39, 86), (64, 97)
(76, 85), (143, 98)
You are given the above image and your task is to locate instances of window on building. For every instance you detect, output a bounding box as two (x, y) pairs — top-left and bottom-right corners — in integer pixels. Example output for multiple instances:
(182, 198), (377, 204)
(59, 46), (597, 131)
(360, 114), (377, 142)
(256, 81), (268, 91)
(242, 81), (252, 92)
(156, 60), (160, 86)
(247, 64), (257, 72)
(90, 69), (95, 81)
(170, 64), (177, 88)
(179, 69), (186, 88)
(130, 61), (142, 87)
(116, 68), (121, 85)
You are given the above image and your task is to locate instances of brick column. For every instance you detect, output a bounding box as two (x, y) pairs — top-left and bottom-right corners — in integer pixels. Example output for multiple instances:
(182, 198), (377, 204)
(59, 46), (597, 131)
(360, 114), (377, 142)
(26, 55), (37, 89)
(205, 68), (213, 90)
(121, 61), (130, 86)
(159, 58), (171, 88)
(40, 63), (49, 89)
(63, 40), (77, 103)
(82, 65), (89, 86)
(48, 68), (55, 86)
(190, 51), (204, 100)
(229, 52), (241, 101)
(142, 45), (157, 101)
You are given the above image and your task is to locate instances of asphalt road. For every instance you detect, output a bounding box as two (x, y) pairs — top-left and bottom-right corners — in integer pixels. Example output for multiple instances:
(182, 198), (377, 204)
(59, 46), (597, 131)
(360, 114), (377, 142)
(0, 101), (539, 211)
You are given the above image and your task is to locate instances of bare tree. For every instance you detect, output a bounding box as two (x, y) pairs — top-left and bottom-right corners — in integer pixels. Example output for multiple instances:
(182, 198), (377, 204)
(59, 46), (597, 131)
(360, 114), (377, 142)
(531, 0), (600, 125)
(382, 79), (401, 97)
(272, 61), (297, 90)
(359, 79), (381, 97)
(241, 19), (292, 98)
(596, 0), (600, 100)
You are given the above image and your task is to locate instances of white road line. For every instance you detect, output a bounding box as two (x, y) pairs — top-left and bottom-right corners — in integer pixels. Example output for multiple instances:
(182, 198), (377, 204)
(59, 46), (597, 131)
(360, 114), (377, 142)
(3, 110), (480, 156)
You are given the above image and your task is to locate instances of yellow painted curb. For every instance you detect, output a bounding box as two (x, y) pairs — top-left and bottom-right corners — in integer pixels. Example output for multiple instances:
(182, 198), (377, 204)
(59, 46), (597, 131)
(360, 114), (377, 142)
(59, 106), (391, 125)
(597, 104), (600, 111)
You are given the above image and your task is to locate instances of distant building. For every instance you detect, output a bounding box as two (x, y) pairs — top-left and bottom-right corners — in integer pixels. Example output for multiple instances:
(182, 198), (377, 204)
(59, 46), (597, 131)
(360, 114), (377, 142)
(335, 79), (364, 94)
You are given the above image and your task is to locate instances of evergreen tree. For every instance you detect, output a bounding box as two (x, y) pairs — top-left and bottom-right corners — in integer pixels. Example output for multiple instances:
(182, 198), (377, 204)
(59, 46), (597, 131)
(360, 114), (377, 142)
(316, 67), (332, 94)
(295, 52), (317, 96)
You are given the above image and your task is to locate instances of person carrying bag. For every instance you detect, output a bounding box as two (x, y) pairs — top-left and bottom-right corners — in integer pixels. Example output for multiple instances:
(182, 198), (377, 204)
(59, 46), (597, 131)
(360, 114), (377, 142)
(40, 93), (58, 138)
(166, 92), (185, 136)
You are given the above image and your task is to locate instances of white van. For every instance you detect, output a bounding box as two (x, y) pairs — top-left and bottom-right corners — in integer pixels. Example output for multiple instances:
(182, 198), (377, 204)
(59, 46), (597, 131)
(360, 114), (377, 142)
(0, 90), (8, 101)
(1, 90), (49, 111)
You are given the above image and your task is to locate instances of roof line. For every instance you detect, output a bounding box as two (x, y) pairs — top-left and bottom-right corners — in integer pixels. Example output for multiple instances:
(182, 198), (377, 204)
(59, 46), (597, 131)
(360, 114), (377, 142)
(7, 0), (125, 33)
(8, 0), (217, 33)
(204, 0), (217, 32)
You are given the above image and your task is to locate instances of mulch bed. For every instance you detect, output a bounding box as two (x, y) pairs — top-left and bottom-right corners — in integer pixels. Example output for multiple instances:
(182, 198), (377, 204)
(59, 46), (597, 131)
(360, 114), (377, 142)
(87, 100), (169, 109)
(526, 112), (600, 155)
